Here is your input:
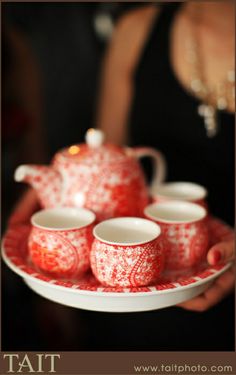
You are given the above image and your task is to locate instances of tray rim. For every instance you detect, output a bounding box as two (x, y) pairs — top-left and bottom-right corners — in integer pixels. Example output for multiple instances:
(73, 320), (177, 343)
(2, 218), (232, 297)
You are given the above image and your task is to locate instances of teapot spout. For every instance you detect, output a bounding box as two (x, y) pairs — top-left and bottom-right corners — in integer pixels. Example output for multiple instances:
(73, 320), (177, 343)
(14, 164), (62, 208)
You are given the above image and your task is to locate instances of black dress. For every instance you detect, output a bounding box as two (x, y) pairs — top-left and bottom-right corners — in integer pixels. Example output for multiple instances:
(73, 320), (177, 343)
(75, 5), (234, 352)
(121, 3), (234, 351)
(129, 4), (234, 227)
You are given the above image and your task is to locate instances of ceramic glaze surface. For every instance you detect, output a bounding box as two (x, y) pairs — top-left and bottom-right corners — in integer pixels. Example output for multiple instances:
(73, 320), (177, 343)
(14, 130), (166, 222)
(152, 182), (208, 209)
(15, 129), (165, 221)
(145, 201), (209, 270)
(29, 225), (93, 278)
(53, 156), (149, 221)
(93, 217), (160, 245)
(160, 221), (209, 270)
(2, 216), (233, 305)
(90, 238), (165, 287)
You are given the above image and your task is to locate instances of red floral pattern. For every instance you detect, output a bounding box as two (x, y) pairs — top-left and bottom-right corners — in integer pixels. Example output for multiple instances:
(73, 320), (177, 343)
(90, 238), (165, 287)
(25, 154), (149, 222)
(2, 216), (233, 293)
(155, 220), (209, 270)
(28, 225), (93, 278)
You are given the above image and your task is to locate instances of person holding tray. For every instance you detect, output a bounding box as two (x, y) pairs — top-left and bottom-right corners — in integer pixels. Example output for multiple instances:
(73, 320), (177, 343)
(95, 1), (235, 313)
(9, 2), (235, 350)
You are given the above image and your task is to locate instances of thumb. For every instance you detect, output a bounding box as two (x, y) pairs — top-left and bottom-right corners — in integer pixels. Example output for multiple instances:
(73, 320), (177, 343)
(207, 240), (235, 266)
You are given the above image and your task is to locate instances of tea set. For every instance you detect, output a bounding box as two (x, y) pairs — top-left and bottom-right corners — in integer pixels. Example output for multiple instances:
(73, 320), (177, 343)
(12, 128), (213, 289)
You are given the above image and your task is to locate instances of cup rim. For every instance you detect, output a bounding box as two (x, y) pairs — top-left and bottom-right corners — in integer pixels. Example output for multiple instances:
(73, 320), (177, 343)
(151, 181), (208, 201)
(93, 217), (161, 246)
(144, 201), (207, 224)
(31, 207), (96, 231)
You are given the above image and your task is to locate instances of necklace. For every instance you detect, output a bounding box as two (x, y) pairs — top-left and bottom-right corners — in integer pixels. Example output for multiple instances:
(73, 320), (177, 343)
(186, 20), (235, 137)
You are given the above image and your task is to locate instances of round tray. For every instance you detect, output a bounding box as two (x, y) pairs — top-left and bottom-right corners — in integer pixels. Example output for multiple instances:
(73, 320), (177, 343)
(2, 216), (233, 312)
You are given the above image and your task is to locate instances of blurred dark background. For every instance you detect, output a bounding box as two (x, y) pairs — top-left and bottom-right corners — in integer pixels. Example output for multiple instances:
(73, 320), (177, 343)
(2, 2), (132, 223)
(3, 2), (170, 352)
(2, 3), (234, 351)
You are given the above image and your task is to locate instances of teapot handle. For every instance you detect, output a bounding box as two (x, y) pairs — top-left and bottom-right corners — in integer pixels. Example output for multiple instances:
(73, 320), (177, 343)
(132, 147), (167, 193)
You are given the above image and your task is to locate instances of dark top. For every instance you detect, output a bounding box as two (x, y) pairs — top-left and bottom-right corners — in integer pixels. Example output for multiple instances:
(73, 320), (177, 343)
(129, 4), (235, 226)
(2, 4), (234, 353)
(122, 4), (235, 352)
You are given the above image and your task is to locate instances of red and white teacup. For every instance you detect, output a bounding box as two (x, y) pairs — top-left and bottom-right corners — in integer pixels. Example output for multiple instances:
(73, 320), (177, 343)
(144, 201), (209, 270)
(151, 182), (208, 209)
(90, 217), (164, 287)
(28, 207), (96, 278)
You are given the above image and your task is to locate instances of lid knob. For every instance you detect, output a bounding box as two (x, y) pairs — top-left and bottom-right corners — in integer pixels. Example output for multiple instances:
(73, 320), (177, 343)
(85, 128), (105, 148)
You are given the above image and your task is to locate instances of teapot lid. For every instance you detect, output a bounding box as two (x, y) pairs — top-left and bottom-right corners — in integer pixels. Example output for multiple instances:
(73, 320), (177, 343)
(57, 129), (127, 164)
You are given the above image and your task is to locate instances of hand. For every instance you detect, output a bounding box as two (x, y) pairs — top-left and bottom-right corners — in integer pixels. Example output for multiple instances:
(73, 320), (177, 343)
(8, 189), (40, 226)
(178, 240), (235, 312)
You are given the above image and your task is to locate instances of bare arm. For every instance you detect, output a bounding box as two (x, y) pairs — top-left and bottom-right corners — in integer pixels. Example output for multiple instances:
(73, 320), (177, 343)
(96, 6), (235, 312)
(96, 6), (158, 145)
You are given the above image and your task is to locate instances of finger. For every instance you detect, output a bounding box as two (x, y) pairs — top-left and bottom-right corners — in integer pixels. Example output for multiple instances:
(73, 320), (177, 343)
(178, 267), (235, 312)
(8, 189), (40, 226)
(207, 241), (235, 265)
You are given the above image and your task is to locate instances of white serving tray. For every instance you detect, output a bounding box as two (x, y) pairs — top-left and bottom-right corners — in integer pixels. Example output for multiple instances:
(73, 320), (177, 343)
(2, 217), (232, 312)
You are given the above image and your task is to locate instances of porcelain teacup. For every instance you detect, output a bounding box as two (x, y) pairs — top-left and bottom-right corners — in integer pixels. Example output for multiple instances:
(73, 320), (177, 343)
(151, 181), (208, 209)
(90, 217), (164, 287)
(144, 201), (209, 270)
(28, 207), (95, 278)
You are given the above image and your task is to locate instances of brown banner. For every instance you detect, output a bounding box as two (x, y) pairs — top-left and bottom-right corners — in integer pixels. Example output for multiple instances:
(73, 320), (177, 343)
(1, 352), (236, 375)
